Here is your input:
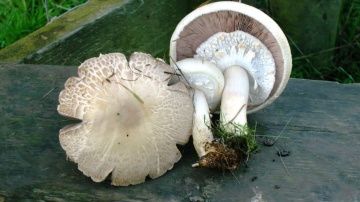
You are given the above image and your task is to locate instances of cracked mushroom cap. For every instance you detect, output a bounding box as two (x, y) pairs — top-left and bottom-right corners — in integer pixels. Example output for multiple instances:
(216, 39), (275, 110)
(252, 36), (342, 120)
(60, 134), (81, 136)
(57, 52), (194, 186)
(170, 1), (292, 113)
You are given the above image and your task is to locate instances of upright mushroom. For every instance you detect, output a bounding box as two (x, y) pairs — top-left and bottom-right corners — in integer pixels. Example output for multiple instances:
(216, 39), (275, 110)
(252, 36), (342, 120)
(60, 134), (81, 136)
(57, 52), (194, 186)
(170, 1), (292, 169)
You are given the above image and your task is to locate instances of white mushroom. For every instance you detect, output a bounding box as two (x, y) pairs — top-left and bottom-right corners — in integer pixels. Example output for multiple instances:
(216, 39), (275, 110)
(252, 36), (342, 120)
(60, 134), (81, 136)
(169, 1), (292, 169)
(57, 52), (194, 186)
(170, 1), (292, 134)
(175, 58), (224, 157)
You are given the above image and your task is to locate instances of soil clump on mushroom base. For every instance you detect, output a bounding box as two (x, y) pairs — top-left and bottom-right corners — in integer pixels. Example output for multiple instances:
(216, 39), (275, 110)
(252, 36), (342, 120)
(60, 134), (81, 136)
(196, 115), (258, 170)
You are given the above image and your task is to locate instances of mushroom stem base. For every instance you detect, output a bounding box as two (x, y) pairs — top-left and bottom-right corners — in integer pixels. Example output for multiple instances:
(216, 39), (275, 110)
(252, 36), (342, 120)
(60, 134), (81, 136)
(196, 142), (243, 170)
(193, 120), (258, 170)
(192, 89), (214, 157)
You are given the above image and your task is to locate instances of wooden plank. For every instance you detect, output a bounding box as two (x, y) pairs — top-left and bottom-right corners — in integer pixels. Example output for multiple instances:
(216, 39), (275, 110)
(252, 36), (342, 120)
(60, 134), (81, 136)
(0, 63), (359, 201)
(271, 0), (342, 70)
(0, 0), (189, 65)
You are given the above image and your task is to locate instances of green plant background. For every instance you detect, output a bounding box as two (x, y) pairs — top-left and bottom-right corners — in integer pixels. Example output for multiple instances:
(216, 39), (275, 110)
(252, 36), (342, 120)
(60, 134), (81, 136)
(0, 0), (359, 83)
(0, 0), (88, 49)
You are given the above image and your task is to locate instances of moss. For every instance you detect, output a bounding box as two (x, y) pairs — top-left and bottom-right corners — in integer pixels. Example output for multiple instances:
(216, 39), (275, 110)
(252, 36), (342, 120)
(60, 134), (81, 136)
(196, 116), (259, 170)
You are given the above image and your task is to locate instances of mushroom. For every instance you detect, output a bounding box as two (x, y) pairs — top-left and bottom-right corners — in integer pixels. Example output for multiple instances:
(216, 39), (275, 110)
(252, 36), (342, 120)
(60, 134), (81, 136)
(57, 52), (194, 186)
(170, 1), (292, 132)
(174, 58), (224, 157)
(170, 1), (292, 168)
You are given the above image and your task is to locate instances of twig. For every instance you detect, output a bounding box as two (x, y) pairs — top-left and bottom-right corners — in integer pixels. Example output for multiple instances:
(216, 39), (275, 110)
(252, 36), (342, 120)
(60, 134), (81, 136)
(229, 168), (241, 185)
(287, 35), (321, 76)
(293, 43), (360, 61)
(115, 81), (144, 104)
(41, 87), (56, 101)
(274, 116), (293, 142)
(274, 145), (291, 177)
(171, 32), (199, 42)
(228, 104), (246, 123)
(40, 79), (58, 107)
(168, 57), (191, 86)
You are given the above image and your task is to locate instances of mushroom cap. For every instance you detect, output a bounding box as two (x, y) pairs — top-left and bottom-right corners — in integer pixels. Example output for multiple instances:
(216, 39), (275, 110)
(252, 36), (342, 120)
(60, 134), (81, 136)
(57, 52), (194, 186)
(175, 58), (225, 112)
(195, 30), (275, 107)
(170, 1), (292, 113)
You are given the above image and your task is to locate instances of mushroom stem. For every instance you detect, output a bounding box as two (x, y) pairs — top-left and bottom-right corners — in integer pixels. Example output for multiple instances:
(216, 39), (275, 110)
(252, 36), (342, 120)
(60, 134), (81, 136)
(220, 65), (249, 135)
(192, 88), (214, 157)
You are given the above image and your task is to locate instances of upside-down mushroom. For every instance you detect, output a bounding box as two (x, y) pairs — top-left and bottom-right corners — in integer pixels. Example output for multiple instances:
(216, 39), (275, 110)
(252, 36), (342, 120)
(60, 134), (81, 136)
(175, 58), (224, 158)
(57, 52), (194, 186)
(170, 1), (292, 169)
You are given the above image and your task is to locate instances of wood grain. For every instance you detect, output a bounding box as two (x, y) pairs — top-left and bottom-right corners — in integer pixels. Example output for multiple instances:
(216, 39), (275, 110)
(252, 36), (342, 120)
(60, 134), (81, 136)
(0, 0), (189, 65)
(0, 63), (359, 201)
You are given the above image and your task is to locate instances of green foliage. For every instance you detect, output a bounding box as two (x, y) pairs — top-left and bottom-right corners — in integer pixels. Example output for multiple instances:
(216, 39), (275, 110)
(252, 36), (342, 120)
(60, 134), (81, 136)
(332, 0), (360, 83)
(0, 0), (359, 83)
(245, 0), (360, 83)
(212, 120), (258, 158)
(0, 0), (87, 49)
(289, 0), (360, 83)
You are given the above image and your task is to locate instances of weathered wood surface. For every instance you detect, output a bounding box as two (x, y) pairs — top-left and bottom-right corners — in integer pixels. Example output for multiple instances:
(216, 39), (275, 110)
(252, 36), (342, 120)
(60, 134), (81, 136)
(0, 63), (359, 201)
(0, 0), (190, 65)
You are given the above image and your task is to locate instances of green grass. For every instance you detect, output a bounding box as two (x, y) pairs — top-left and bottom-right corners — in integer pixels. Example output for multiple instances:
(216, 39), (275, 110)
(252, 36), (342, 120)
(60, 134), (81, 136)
(212, 121), (258, 159)
(0, 0), (87, 49)
(332, 0), (360, 83)
(0, 0), (359, 83)
(256, 0), (360, 83)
